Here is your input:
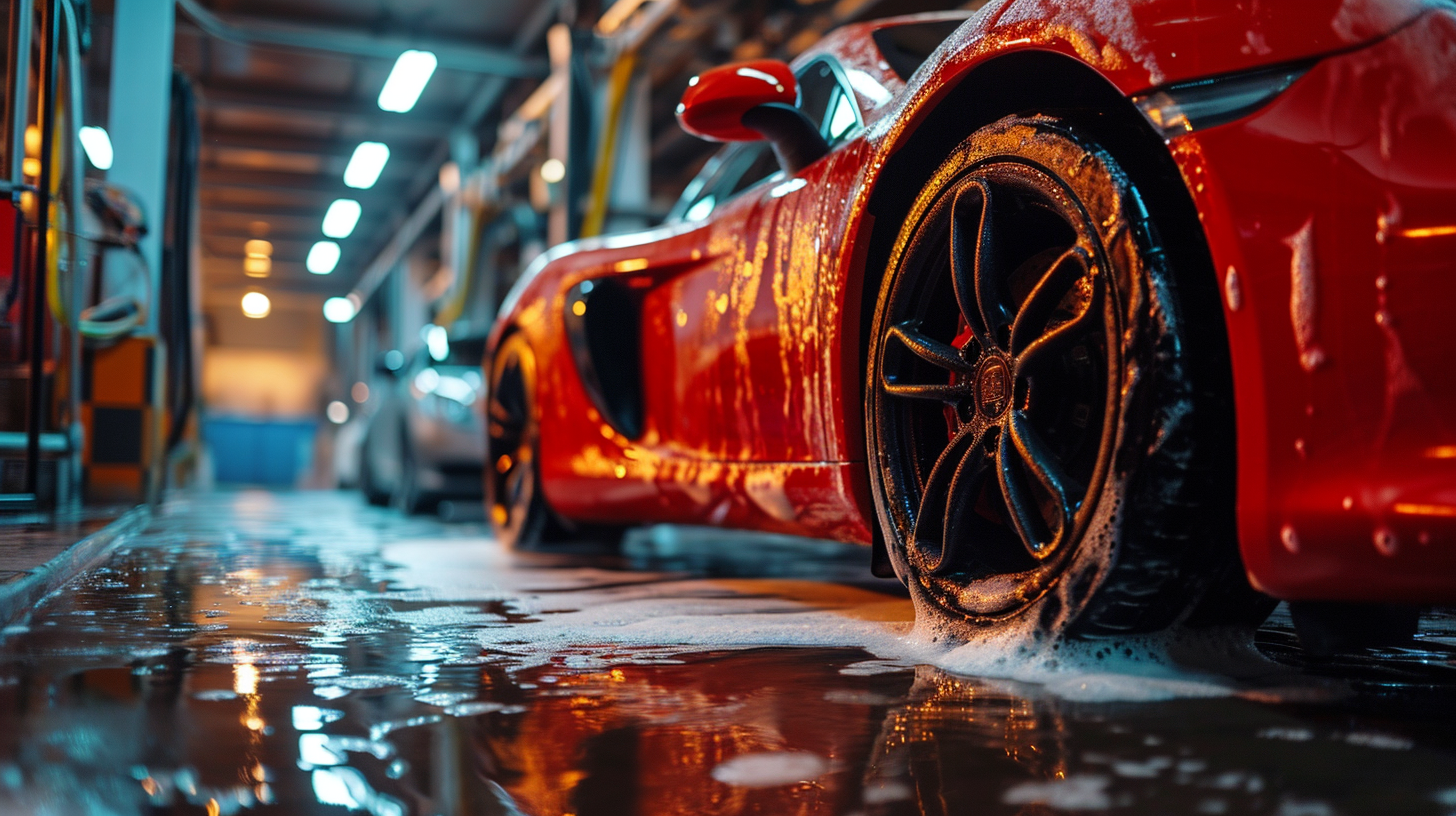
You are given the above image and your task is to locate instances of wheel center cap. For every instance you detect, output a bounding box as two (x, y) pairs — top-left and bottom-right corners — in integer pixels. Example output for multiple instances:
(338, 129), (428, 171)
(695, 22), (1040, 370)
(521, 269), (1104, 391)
(975, 357), (1012, 418)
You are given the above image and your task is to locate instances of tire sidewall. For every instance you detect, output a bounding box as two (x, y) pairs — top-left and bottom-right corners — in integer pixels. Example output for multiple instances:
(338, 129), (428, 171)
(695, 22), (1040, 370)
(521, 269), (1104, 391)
(485, 333), (550, 548)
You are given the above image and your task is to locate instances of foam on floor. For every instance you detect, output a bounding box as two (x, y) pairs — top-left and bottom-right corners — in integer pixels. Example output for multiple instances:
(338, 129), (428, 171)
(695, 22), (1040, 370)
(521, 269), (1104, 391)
(339, 535), (1284, 703)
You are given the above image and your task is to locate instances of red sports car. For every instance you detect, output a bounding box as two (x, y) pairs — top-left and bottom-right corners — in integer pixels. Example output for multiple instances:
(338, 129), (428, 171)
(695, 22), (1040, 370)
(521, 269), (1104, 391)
(487, 1), (1456, 649)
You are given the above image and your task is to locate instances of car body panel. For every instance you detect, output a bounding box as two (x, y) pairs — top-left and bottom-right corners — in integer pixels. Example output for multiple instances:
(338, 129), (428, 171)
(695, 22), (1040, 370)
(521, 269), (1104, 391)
(492, 2), (1456, 602)
(1166, 9), (1456, 601)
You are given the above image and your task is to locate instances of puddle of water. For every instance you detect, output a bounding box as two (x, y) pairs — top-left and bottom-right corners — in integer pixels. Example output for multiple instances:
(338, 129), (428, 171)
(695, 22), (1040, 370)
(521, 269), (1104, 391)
(0, 491), (1453, 815)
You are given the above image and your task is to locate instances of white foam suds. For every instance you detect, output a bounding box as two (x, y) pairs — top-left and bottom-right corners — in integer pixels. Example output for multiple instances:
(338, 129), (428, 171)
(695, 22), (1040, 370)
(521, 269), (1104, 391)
(710, 751), (830, 788)
(1002, 774), (1113, 810)
(283, 536), (1292, 704)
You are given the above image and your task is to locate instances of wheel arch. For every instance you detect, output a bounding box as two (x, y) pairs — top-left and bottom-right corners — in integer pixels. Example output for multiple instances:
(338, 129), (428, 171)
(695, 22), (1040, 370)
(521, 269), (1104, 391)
(853, 48), (1243, 592)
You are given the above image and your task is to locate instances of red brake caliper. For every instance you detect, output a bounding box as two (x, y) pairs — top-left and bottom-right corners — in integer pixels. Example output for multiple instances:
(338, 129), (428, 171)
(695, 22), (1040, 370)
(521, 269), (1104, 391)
(947, 316), (975, 441)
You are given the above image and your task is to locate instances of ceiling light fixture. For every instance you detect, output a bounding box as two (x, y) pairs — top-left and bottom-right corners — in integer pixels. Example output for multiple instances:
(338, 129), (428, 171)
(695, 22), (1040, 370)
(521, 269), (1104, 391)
(243, 238), (273, 277)
(343, 142), (390, 189)
(322, 199), (361, 239)
(307, 241), (341, 275)
(323, 296), (356, 323)
(78, 126), (113, 169)
(378, 50), (438, 113)
(539, 158), (565, 184)
(241, 291), (270, 319)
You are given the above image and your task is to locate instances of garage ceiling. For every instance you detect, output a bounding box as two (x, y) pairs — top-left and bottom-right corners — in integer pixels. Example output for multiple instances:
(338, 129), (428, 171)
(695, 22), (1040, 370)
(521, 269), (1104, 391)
(84, 0), (973, 326)
(164, 0), (557, 307)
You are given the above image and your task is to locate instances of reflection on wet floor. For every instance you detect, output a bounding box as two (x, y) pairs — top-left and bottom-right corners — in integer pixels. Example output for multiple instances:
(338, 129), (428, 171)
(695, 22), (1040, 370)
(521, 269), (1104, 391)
(1, 491), (1455, 815)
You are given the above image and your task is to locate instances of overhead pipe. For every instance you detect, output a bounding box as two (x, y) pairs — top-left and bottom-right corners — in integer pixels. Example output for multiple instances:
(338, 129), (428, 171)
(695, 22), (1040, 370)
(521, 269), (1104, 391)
(174, 0), (549, 78)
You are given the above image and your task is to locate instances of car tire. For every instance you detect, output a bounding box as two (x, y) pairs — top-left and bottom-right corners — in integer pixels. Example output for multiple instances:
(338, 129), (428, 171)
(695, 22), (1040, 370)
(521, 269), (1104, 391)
(866, 114), (1268, 640)
(359, 442), (391, 507)
(485, 332), (562, 548)
(393, 425), (435, 515)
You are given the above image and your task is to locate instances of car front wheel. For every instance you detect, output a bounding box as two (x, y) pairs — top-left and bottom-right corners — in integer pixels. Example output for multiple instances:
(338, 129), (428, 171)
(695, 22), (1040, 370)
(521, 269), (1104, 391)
(867, 114), (1266, 639)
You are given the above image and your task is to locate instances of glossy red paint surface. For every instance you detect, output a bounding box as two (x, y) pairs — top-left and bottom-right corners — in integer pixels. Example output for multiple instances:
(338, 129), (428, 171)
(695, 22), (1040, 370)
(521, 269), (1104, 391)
(677, 60), (799, 143)
(1169, 9), (1456, 602)
(492, 2), (1456, 603)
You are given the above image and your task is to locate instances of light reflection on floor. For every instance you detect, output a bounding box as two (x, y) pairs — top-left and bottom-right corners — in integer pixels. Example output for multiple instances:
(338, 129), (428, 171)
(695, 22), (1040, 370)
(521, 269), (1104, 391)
(0, 490), (1453, 815)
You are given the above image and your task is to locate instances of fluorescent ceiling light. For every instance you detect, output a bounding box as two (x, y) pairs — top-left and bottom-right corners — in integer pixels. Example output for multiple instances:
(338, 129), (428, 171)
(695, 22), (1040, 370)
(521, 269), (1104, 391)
(323, 297), (356, 323)
(322, 199), (361, 239)
(378, 50), (437, 113)
(78, 126), (112, 170)
(343, 142), (390, 189)
(425, 324), (448, 361)
(307, 241), (341, 275)
(241, 291), (270, 319)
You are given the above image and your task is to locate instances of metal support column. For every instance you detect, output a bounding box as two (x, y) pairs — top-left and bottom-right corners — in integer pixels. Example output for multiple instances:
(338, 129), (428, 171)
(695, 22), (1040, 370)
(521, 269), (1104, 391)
(106, 0), (173, 292)
(106, 0), (174, 502)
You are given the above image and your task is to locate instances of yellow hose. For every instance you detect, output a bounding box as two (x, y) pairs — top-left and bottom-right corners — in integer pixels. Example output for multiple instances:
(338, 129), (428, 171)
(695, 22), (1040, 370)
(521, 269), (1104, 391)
(433, 203), (484, 328)
(580, 50), (637, 239)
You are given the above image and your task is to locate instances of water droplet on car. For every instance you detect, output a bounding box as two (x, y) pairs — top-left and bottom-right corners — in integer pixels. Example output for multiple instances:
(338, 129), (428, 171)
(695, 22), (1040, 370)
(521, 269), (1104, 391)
(1373, 527), (1398, 556)
(1280, 524), (1300, 553)
(1223, 267), (1242, 311)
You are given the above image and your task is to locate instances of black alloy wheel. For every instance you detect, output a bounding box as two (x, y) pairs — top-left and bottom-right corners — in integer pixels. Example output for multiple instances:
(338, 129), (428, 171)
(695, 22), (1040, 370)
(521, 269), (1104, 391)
(486, 332), (551, 548)
(868, 115), (1261, 637)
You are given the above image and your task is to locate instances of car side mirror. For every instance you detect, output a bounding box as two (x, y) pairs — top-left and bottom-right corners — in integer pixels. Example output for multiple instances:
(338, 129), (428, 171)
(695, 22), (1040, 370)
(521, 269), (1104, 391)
(677, 60), (828, 175)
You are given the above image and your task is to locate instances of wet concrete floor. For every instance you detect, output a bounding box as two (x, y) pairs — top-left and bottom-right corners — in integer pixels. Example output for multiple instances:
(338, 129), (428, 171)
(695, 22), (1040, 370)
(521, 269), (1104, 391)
(1, 490), (1455, 815)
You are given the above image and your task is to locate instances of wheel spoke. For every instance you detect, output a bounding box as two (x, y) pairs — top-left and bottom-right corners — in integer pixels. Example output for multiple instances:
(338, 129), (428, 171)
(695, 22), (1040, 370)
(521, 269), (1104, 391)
(888, 322), (974, 374)
(1009, 248), (1087, 352)
(939, 438), (993, 574)
(910, 420), (987, 572)
(950, 180), (1008, 351)
(1014, 253), (1103, 372)
(881, 379), (968, 403)
(1002, 410), (1078, 557)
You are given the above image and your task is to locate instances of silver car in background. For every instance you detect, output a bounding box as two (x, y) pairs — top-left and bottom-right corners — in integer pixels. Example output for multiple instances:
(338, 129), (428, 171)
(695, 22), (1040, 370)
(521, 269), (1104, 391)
(359, 334), (487, 514)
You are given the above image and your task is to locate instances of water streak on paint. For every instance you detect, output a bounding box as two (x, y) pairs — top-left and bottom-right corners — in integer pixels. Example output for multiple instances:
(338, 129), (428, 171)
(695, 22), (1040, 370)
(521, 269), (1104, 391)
(1283, 218), (1325, 371)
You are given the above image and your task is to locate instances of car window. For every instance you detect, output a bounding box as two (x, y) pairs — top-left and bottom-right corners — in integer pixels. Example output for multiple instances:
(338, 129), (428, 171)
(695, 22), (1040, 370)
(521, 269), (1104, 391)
(671, 142), (781, 223)
(795, 57), (862, 144)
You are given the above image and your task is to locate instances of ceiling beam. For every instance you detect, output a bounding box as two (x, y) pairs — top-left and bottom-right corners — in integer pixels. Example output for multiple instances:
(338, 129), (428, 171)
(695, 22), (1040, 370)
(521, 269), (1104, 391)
(200, 223), (383, 240)
(202, 131), (432, 159)
(200, 168), (402, 196)
(204, 235), (327, 255)
(198, 85), (456, 133)
(176, 0), (550, 78)
(202, 256), (349, 285)
(198, 204), (338, 221)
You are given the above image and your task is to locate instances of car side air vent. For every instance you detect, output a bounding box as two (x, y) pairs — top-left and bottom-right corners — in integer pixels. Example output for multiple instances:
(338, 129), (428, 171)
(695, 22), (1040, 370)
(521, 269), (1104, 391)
(872, 19), (966, 81)
(563, 278), (645, 439)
